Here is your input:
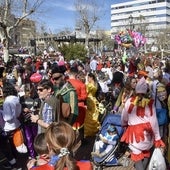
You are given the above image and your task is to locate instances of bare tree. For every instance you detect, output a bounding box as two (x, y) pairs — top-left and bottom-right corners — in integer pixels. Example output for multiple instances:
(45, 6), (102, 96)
(156, 27), (170, 51)
(0, 0), (43, 62)
(74, 0), (104, 57)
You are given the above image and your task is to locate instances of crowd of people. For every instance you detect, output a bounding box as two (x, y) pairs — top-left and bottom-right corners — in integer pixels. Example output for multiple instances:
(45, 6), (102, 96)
(0, 50), (169, 170)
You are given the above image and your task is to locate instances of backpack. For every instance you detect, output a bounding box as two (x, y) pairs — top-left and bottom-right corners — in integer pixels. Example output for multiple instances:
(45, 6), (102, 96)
(44, 95), (71, 123)
(55, 94), (71, 121)
(46, 82), (76, 123)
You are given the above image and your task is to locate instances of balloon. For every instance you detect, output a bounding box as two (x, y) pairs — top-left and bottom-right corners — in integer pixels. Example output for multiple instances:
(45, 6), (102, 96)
(114, 35), (121, 44)
(114, 29), (146, 48)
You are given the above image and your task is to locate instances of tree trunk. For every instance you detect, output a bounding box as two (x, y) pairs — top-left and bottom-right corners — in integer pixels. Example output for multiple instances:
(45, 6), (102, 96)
(3, 47), (9, 63)
(0, 25), (10, 63)
(85, 33), (90, 57)
(3, 35), (10, 63)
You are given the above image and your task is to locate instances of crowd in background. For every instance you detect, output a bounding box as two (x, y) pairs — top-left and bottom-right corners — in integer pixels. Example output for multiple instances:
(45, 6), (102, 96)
(0, 49), (169, 169)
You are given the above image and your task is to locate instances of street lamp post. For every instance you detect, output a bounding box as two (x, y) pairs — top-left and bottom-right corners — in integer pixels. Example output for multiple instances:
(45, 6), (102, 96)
(30, 39), (36, 56)
(129, 15), (133, 30)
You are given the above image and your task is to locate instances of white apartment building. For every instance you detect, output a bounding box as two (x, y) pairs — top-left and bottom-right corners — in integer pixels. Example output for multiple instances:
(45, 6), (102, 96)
(111, 0), (170, 44)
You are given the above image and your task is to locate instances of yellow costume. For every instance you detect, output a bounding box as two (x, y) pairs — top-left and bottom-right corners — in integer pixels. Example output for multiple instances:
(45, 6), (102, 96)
(84, 82), (100, 137)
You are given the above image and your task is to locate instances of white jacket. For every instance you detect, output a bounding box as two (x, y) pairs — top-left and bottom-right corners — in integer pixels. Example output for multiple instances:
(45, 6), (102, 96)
(2, 95), (21, 131)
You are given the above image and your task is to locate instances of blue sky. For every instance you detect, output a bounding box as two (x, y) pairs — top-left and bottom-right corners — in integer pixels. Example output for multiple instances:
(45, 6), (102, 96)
(34, 0), (130, 33)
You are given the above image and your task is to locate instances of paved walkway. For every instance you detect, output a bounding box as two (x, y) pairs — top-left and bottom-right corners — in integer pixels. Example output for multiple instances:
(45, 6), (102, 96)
(75, 136), (135, 170)
(93, 161), (135, 170)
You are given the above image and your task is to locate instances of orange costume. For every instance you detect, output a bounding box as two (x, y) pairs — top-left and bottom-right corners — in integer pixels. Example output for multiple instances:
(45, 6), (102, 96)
(67, 79), (87, 130)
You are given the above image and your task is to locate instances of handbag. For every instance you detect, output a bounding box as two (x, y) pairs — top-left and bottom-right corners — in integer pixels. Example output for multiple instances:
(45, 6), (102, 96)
(147, 148), (166, 170)
(156, 108), (168, 126)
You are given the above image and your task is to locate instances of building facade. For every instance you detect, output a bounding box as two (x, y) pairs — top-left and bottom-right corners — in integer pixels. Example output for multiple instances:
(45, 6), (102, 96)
(16, 18), (36, 47)
(111, 0), (170, 44)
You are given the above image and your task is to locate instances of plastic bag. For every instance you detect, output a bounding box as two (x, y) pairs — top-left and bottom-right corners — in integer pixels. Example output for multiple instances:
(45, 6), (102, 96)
(147, 148), (166, 170)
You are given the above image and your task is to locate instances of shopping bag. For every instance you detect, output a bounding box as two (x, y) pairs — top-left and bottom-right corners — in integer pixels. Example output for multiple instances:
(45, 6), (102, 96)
(147, 148), (166, 170)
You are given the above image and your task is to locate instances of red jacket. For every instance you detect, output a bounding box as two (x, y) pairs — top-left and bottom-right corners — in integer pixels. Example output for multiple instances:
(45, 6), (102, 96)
(30, 161), (92, 170)
(67, 79), (87, 106)
(67, 78), (88, 130)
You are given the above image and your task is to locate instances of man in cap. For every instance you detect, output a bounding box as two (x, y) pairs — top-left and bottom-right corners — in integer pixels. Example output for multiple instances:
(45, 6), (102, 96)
(51, 65), (78, 125)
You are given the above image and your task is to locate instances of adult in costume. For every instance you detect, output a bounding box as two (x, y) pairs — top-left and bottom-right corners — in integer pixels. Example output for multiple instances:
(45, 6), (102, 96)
(1, 82), (27, 168)
(20, 89), (40, 158)
(51, 66), (78, 125)
(84, 73), (100, 137)
(67, 67), (87, 135)
(121, 77), (165, 170)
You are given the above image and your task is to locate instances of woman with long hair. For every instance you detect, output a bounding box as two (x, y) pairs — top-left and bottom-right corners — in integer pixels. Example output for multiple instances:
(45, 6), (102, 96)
(84, 72), (101, 137)
(27, 121), (92, 170)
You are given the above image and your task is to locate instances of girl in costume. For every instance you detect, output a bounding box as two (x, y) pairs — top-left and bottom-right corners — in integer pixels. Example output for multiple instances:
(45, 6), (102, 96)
(121, 77), (165, 170)
(27, 121), (92, 170)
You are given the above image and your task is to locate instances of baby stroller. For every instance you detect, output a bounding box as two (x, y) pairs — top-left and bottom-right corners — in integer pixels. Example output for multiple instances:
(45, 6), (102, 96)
(91, 113), (127, 170)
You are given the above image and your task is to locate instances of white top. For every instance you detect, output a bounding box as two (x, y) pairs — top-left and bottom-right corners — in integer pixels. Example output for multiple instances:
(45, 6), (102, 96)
(2, 95), (21, 131)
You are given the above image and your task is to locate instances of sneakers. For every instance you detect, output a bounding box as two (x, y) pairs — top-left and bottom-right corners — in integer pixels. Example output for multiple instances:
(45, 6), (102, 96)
(5, 158), (22, 170)
(9, 158), (16, 165)
(117, 156), (129, 167)
(91, 151), (100, 157)
(91, 151), (107, 158)
(11, 163), (22, 170)
(16, 143), (28, 153)
(1, 162), (12, 169)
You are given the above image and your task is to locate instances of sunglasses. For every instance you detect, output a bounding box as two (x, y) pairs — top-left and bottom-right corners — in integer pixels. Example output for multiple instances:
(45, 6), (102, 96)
(52, 75), (62, 81)
(37, 88), (44, 92)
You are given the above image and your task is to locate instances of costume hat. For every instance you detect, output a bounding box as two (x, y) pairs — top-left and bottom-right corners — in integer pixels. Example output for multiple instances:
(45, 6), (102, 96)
(135, 77), (148, 94)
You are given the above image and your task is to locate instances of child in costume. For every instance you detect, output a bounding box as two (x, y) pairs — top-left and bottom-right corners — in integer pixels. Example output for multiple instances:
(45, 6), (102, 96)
(91, 124), (119, 158)
(32, 133), (49, 166)
(27, 121), (92, 170)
